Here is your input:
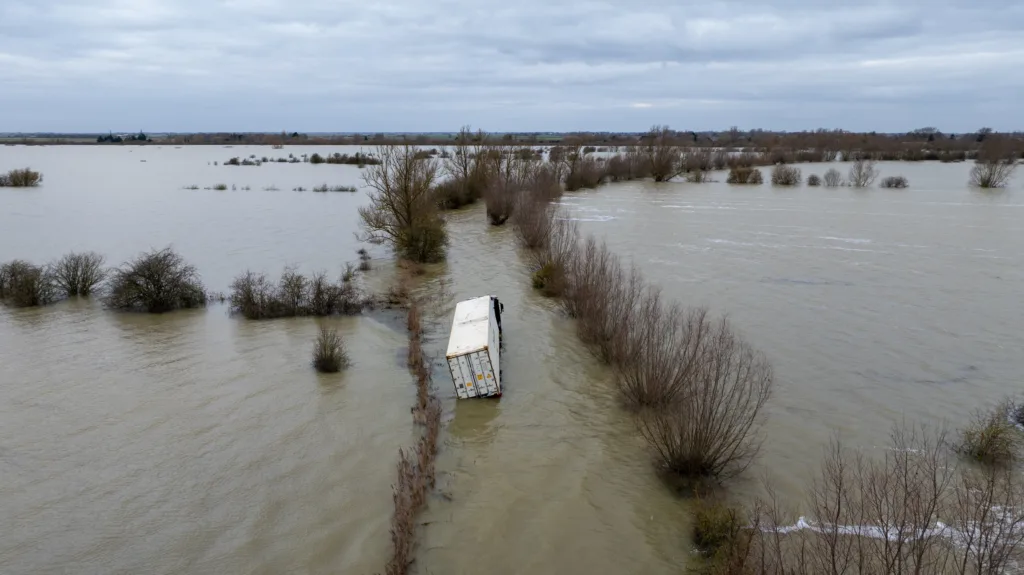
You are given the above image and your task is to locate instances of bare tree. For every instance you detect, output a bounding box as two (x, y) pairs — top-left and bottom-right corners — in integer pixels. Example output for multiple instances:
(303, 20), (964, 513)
(51, 252), (106, 297)
(359, 144), (447, 263)
(848, 158), (879, 188)
(636, 315), (774, 481)
(969, 160), (1016, 189)
(641, 125), (685, 182)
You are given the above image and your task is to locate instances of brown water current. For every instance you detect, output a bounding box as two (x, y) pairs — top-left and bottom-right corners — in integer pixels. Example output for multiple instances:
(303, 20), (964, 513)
(2, 147), (1022, 574)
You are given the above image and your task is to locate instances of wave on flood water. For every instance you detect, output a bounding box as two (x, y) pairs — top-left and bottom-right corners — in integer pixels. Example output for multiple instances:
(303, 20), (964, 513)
(768, 513), (1023, 552)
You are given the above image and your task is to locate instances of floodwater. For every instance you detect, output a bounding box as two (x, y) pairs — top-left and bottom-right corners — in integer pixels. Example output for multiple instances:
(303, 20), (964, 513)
(1, 146), (1022, 574)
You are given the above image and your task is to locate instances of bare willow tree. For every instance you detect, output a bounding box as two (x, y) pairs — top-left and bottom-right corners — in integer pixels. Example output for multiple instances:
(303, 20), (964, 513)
(848, 158), (880, 188)
(359, 144), (447, 263)
(637, 315), (774, 481)
(641, 125), (685, 182)
(969, 160), (1016, 189)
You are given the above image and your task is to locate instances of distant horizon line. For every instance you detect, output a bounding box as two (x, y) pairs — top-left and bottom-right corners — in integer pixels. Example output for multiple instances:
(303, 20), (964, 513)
(3, 128), (1021, 137)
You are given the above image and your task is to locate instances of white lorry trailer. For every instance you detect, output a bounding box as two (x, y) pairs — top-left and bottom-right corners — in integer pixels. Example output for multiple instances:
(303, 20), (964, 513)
(445, 295), (504, 399)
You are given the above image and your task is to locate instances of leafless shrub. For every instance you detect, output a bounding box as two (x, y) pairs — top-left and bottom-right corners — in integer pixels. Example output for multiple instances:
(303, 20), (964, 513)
(636, 315), (773, 482)
(807, 174), (822, 187)
(848, 158), (879, 188)
(880, 175), (910, 189)
(50, 252), (107, 297)
(616, 299), (712, 409)
(771, 165), (802, 186)
(727, 166), (764, 184)
(573, 251), (645, 365)
(527, 211), (578, 297)
(823, 168), (843, 187)
(229, 267), (360, 319)
(359, 144), (447, 263)
(969, 160), (1016, 189)
(0, 259), (59, 307)
(0, 168), (43, 187)
(104, 247), (206, 313)
(512, 189), (554, 250)
(563, 154), (604, 191)
(312, 325), (349, 373)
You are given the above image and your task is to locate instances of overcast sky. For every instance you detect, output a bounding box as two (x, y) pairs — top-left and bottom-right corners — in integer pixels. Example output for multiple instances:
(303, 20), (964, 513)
(1, 0), (1022, 133)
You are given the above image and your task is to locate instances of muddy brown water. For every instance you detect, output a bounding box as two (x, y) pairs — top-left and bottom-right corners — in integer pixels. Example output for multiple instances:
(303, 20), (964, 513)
(1, 146), (1022, 574)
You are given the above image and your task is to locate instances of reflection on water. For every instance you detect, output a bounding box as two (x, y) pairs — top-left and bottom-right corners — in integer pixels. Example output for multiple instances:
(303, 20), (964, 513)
(1, 149), (1022, 574)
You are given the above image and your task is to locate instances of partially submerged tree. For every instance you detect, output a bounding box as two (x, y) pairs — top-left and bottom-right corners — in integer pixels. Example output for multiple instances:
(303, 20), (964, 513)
(969, 160), (1016, 189)
(0, 260), (58, 307)
(641, 126), (685, 182)
(847, 157), (879, 188)
(104, 247), (206, 312)
(51, 252), (106, 297)
(359, 144), (448, 263)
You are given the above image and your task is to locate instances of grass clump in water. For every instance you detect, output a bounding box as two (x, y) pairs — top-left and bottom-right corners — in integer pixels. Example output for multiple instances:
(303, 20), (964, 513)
(104, 247), (206, 313)
(312, 325), (349, 373)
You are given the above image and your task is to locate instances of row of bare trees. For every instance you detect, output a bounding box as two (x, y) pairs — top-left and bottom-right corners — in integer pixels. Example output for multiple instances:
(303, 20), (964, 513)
(509, 172), (775, 486)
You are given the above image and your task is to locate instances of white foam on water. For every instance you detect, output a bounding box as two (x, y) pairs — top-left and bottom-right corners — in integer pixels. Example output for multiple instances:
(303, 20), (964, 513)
(819, 236), (872, 244)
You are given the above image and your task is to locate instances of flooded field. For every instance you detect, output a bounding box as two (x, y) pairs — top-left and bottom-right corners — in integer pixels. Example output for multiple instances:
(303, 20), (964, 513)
(1, 146), (1022, 574)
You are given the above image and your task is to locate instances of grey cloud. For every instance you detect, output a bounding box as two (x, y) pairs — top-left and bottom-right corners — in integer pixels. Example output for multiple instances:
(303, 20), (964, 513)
(0, 0), (1022, 132)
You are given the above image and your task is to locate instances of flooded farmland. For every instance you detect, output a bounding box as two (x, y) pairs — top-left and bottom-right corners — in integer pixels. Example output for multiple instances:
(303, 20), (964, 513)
(2, 146), (1022, 574)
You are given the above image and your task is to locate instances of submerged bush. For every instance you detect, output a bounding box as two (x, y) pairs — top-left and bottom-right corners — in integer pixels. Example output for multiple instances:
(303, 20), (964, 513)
(0, 168), (43, 187)
(0, 260), (59, 307)
(879, 175), (909, 188)
(51, 251), (106, 296)
(770, 165), (801, 186)
(229, 266), (360, 319)
(312, 325), (349, 373)
(104, 247), (206, 313)
(969, 159), (1016, 188)
(957, 403), (1020, 466)
(823, 168), (843, 187)
(692, 499), (743, 559)
(726, 167), (763, 185)
(807, 174), (822, 187)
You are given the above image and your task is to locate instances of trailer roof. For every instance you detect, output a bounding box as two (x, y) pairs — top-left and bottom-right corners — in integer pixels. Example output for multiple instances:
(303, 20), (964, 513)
(445, 296), (492, 357)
